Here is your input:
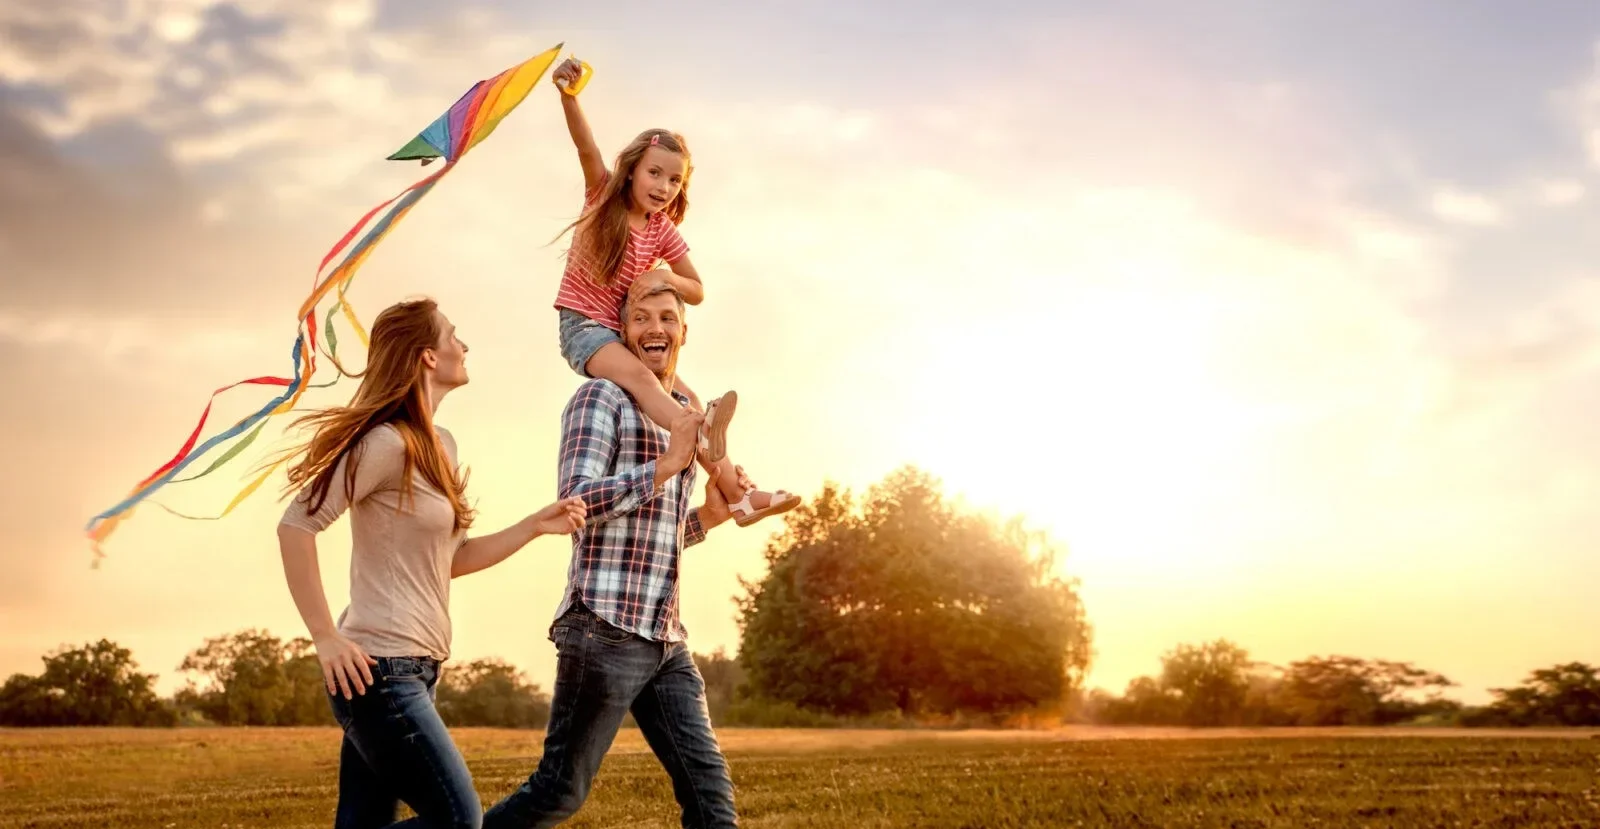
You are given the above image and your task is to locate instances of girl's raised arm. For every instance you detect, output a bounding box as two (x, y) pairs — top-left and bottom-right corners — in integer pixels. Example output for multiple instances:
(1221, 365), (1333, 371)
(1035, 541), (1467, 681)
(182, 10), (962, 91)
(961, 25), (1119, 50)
(554, 59), (607, 192)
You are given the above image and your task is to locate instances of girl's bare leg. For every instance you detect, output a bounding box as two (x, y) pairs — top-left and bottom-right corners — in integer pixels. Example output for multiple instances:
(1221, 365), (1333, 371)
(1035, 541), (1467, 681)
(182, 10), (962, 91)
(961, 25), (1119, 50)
(673, 376), (801, 525)
(584, 343), (733, 459)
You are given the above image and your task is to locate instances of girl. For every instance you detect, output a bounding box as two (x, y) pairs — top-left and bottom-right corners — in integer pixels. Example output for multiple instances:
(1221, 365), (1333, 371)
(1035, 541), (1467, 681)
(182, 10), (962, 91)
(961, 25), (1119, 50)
(276, 298), (586, 828)
(546, 57), (799, 528)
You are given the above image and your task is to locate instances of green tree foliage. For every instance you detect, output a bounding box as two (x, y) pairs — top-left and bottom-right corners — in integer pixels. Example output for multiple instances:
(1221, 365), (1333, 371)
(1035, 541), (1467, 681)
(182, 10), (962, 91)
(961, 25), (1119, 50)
(1159, 640), (1255, 727)
(1275, 656), (1458, 726)
(735, 466), (1092, 720)
(692, 648), (745, 725)
(0, 639), (175, 726)
(176, 629), (329, 726)
(435, 658), (551, 729)
(1088, 642), (1460, 728)
(1464, 662), (1600, 726)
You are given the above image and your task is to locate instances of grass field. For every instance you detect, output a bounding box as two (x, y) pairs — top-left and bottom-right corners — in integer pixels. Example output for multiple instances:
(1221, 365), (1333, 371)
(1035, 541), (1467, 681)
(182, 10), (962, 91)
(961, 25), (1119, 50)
(1, 726), (1597, 827)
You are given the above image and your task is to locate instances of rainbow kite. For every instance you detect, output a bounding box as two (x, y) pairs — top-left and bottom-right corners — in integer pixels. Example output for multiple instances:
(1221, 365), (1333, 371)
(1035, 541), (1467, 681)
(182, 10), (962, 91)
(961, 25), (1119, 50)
(84, 43), (581, 563)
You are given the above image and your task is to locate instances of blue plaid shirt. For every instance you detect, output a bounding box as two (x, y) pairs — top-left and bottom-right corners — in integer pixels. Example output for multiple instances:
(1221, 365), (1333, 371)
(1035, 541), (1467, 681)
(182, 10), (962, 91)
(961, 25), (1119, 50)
(551, 379), (707, 642)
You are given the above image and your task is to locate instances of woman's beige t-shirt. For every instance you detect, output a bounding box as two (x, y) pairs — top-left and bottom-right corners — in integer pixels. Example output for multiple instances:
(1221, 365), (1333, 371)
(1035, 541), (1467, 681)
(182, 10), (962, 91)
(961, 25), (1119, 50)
(278, 423), (466, 661)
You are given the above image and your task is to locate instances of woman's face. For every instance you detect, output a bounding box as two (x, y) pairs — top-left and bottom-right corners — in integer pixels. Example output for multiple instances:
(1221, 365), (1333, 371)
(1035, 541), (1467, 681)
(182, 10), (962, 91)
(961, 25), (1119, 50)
(426, 310), (469, 388)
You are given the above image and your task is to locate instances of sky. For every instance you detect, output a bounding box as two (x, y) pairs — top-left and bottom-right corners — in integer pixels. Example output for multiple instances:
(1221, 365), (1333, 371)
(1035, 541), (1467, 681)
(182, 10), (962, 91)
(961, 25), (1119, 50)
(2, 0), (1598, 706)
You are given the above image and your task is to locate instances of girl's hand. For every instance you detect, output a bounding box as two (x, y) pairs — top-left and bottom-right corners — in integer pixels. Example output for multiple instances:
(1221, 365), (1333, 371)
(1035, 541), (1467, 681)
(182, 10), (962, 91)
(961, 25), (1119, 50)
(628, 270), (674, 306)
(533, 496), (587, 536)
(313, 632), (377, 700)
(552, 58), (585, 91)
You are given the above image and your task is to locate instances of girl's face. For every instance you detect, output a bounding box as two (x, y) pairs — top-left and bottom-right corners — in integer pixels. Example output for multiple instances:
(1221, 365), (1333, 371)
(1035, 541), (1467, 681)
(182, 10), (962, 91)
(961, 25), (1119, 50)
(629, 146), (687, 215)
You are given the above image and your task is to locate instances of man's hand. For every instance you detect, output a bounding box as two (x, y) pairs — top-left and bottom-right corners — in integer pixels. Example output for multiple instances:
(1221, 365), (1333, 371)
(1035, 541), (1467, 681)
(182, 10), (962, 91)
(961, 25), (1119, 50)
(699, 466), (733, 529)
(531, 496), (587, 536)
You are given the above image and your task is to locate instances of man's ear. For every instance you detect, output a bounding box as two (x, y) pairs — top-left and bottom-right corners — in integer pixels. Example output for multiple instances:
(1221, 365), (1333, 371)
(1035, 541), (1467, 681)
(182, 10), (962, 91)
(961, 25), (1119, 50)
(679, 320), (688, 348)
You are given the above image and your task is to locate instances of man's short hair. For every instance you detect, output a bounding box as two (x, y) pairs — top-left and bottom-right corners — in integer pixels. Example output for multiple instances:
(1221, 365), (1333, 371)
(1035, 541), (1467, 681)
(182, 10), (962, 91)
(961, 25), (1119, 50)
(624, 281), (686, 317)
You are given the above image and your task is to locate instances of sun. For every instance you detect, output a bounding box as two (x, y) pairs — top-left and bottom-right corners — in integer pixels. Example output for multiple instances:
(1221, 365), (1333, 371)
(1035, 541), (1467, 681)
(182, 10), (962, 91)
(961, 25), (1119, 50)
(889, 264), (1278, 583)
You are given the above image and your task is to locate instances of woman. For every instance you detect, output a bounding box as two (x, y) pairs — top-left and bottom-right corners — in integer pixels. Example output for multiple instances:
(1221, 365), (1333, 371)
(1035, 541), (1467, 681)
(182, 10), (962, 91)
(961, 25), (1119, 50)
(276, 297), (585, 828)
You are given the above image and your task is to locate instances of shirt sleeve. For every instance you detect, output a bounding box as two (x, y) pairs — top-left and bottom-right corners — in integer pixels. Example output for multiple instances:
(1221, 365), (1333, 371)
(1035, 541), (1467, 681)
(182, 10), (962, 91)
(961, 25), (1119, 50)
(683, 509), (708, 548)
(278, 426), (400, 535)
(558, 381), (662, 522)
(657, 218), (689, 264)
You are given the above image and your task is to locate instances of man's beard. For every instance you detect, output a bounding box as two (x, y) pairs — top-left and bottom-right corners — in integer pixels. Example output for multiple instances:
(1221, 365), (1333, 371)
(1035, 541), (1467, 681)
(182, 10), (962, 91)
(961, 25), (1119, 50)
(629, 342), (677, 384)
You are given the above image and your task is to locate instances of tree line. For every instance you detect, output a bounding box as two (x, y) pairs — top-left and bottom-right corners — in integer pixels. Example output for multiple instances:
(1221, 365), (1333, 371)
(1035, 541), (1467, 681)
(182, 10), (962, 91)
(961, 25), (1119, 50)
(0, 633), (556, 729)
(5, 466), (1595, 729)
(1076, 639), (1600, 728)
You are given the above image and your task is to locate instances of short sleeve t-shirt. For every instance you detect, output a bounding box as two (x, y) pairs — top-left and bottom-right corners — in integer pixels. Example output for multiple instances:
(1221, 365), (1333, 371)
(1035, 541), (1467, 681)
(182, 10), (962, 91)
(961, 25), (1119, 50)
(553, 172), (689, 331)
(277, 424), (466, 660)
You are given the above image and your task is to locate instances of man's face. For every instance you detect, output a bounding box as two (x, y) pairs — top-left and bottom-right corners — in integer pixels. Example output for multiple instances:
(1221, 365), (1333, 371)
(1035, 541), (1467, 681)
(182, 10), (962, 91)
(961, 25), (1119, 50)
(623, 290), (686, 381)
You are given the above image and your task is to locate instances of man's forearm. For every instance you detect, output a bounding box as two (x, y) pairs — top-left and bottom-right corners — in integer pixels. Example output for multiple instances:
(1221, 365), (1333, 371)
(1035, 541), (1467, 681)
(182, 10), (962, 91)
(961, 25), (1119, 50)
(561, 461), (660, 523)
(685, 502), (730, 548)
(560, 451), (692, 520)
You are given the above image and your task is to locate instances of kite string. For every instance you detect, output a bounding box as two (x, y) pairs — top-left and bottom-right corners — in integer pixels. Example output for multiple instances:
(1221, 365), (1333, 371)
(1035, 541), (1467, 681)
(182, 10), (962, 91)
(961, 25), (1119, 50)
(85, 163), (453, 551)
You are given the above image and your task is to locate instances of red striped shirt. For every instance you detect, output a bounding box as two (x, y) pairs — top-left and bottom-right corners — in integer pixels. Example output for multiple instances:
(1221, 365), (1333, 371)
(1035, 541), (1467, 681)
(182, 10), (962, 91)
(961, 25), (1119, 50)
(554, 173), (689, 331)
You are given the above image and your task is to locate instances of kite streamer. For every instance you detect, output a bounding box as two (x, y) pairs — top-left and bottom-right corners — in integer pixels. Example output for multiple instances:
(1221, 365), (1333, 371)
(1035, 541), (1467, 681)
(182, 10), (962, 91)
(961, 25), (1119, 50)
(84, 43), (574, 562)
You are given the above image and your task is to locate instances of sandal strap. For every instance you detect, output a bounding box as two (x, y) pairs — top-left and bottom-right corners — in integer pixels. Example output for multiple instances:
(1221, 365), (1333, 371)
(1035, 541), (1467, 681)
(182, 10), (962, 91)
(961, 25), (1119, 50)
(729, 489), (794, 517)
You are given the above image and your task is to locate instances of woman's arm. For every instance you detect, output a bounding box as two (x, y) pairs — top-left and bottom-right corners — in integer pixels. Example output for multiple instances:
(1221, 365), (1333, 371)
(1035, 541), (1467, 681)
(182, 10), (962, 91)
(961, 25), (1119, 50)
(275, 429), (396, 700)
(279, 524), (377, 699)
(452, 497), (586, 578)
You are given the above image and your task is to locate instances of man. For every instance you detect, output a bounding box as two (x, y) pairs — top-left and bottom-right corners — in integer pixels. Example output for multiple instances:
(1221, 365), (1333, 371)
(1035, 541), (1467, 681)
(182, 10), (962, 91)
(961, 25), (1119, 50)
(482, 282), (741, 828)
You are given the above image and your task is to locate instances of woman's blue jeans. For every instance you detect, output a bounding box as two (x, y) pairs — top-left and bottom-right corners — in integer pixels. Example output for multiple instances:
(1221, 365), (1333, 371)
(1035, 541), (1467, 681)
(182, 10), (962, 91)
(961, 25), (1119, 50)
(327, 655), (482, 828)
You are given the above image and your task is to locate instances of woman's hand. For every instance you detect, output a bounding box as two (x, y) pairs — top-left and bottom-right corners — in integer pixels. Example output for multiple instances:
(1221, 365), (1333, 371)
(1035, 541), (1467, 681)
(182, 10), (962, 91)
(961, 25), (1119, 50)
(532, 496), (587, 536)
(314, 632), (378, 700)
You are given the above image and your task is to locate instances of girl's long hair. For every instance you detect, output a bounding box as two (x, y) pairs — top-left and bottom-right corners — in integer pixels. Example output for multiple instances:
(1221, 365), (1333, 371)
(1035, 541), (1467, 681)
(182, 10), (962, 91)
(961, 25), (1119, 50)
(556, 128), (692, 287)
(276, 298), (475, 532)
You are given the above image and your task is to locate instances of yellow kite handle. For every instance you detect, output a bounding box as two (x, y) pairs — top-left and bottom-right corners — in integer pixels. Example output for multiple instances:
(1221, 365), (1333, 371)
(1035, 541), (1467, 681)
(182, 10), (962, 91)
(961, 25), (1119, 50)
(558, 59), (593, 96)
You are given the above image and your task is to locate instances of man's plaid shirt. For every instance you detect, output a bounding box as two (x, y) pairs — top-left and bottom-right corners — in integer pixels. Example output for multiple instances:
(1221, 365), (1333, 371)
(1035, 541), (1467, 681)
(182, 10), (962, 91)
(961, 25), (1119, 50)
(551, 378), (707, 642)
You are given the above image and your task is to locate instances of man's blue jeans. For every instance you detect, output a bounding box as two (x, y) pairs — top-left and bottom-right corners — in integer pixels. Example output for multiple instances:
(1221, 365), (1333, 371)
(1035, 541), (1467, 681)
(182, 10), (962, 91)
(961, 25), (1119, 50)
(482, 604), (738, 828)
(328, 655), (482, 828)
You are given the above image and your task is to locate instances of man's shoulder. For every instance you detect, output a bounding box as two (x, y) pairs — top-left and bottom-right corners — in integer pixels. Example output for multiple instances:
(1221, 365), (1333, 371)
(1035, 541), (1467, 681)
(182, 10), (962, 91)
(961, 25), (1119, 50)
(565, 378), (637, 415)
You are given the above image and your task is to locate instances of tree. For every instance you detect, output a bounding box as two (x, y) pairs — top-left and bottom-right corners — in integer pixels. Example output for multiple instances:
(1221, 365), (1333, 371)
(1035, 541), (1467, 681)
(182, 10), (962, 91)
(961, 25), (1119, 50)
(1471, 662), (1600, 726)
(435, 658), (550, 729)
(1085, 649), (1459, 728)
(0, 639), (174, 726)
(1276, 656), (1457, 726)
(1089, 676), (1183, 725)
(1158, 640), (1255, 727)
(693, 648), (746, 725)
(177, 629), (330, 726)
(735, 466), (1092, 720)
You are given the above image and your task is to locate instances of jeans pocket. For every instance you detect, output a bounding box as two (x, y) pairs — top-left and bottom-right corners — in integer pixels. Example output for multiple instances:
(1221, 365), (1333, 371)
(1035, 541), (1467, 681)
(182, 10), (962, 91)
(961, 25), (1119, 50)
(379, 656), (431, 682)
(589, 615), (634, 646)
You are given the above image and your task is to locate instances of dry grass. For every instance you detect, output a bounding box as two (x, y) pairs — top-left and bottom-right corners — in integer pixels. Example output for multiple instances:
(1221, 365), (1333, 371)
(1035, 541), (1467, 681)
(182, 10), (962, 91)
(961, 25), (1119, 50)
(2, 726), (1597, 827)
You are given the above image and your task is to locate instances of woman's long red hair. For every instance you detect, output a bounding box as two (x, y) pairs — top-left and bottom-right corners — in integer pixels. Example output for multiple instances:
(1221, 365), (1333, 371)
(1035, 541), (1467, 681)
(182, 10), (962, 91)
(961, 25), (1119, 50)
(277, 298), (474, 531)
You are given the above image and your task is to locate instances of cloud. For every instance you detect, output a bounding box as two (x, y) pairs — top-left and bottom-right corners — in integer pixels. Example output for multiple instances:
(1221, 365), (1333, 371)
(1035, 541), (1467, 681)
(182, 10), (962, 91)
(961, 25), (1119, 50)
(1429, 187), (1506, 226)
(4, 1), (1600, 704)
(1536, 178), (1586, 205)
(1553, 38), (1600, 170)
(0, 100), (330, 324)
(0, 306), (276, 379)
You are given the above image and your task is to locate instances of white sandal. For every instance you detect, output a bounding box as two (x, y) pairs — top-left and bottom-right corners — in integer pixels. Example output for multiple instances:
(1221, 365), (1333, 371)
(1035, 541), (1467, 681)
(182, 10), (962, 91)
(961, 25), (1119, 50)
(698, 391), (737, 462)
(728, 487), (801, 528)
